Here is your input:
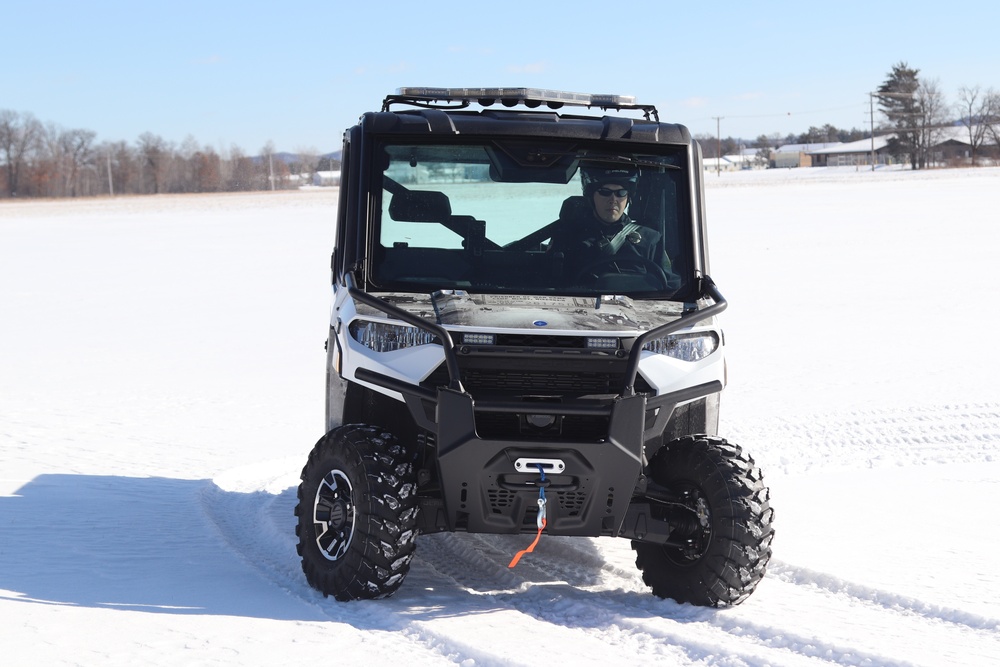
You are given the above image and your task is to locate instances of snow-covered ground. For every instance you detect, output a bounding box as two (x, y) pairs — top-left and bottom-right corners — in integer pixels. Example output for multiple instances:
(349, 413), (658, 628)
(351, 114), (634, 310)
(2, 167), (999, 666)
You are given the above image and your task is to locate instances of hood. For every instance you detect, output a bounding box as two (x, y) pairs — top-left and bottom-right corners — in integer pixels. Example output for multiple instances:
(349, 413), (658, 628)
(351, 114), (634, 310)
(356, 291), (685, 333)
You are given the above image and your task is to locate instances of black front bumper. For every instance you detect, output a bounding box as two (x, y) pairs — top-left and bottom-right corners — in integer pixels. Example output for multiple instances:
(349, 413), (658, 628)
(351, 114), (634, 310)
(426, 387), (647, 536)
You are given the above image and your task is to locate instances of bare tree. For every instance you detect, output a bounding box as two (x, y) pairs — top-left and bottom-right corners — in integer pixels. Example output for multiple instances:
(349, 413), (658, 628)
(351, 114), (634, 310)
(174, 135), (201, 193)
(227, 144), (259, 191)
(60, 128), (97, 196)
(915, 79), (947, 168)
(34, 122), (63, 196)
(984, 90), (1000, 163)
(192, 147), (222, 192)
(956, 86), (986, 165)
(137, 132), (172, 194)
(34, 122), (97, 196)
(294, 145), (320, 187)
(0, 110), (43, 196)
(983, 92), (1000, 164)
(104, 140), (140, 195)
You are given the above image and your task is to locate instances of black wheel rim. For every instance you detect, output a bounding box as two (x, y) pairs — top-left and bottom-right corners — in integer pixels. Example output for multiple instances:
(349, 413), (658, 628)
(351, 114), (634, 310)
(663, 484), (712, 565)
(313, 469), (355, 561)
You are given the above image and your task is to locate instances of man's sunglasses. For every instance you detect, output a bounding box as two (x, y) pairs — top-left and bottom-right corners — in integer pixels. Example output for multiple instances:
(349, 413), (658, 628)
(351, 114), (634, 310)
(595, 188), (629, 198)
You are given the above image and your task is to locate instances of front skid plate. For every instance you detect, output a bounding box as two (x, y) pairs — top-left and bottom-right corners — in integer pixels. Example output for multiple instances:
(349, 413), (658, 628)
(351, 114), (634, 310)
(430, 388), (646, 536)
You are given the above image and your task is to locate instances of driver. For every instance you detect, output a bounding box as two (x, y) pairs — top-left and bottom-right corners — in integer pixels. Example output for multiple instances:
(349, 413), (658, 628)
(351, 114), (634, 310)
(550, 166), (678, 289)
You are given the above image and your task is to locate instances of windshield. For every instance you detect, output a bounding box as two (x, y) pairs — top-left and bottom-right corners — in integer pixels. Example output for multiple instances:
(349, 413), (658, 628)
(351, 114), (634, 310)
(369, 139), (693, 299)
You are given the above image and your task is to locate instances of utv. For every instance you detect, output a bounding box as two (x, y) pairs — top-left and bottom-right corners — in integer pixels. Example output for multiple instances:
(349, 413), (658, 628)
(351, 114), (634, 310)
(295, 88), (774, 606)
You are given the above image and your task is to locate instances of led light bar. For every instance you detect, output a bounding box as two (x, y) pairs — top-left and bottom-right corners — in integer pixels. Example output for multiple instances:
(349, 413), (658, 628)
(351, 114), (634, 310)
(585, 336), (620, 350)
(394, 87), (638, 108)
(462, 332), (496, 345)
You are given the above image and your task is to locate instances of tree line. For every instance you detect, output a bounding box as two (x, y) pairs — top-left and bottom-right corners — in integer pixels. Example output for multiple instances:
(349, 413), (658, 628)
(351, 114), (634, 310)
(0, 112), (339, 198)
(4, 62), (1000, 197)
(696, 62), (1000, 170)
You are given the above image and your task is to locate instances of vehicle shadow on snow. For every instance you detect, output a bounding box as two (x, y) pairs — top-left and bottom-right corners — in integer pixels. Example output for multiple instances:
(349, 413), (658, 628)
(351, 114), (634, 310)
(0, 473), (316, 620)
(0, 473), (713, 631)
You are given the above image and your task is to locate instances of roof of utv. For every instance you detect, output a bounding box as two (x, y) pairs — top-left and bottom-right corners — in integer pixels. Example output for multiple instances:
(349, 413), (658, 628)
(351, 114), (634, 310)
(363, 87), (693, 145)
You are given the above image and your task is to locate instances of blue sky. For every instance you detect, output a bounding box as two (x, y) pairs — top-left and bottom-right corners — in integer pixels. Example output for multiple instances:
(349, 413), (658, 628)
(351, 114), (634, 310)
(6, 1), (998, 154)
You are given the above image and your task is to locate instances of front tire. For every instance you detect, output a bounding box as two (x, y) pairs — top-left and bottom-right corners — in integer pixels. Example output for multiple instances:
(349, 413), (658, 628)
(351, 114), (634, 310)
(295, 424), (419, 600)
(632, 435), (774, 606)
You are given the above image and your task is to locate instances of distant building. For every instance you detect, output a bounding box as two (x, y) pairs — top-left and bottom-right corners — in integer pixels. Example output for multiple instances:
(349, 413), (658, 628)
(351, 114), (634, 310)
(924, 125), (998, 164)
(728, 147), (767, 170)
(313, 170), (341, 186)
(807, 137), (892, 167)
(702, 156), (736, 173)
(771, 143), (841, 168)
(806, 127), (998, 167)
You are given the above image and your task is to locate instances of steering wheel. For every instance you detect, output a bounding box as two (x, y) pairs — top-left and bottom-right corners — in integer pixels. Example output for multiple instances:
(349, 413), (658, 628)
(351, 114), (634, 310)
(572, 256), (672, 290)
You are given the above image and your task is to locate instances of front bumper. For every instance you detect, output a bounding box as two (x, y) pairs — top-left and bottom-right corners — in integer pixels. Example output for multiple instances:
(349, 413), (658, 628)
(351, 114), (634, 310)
(426, 387), (646, 536)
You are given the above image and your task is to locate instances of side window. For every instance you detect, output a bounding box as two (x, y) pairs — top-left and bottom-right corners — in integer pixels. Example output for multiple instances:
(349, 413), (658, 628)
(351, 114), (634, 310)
(333, 138), (352, 279)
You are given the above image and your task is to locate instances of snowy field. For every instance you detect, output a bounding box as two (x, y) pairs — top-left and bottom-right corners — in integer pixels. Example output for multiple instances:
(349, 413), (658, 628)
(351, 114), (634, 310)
(2, 167), (999, 666)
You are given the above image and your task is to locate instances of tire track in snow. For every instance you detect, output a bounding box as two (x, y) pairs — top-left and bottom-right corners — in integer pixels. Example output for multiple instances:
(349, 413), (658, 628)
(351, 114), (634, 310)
(201, 475), (999, 667)
(750, 564), (1000, 666)
(412, 532), (704, 664)
(726, 402), (1000, 474)
(198, 479), (502, 667)
(200, 468), (1000, 667)
(768, 560), (1000, 632)
(199, 471), (698, 665)
(415, 527), (1000, 667)
(414, 531), (921, 667)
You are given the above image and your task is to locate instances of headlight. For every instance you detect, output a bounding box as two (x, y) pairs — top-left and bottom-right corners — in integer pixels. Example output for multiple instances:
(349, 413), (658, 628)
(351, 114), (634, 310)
(349, 320), (438, 353)
(642, 331), (719, 362)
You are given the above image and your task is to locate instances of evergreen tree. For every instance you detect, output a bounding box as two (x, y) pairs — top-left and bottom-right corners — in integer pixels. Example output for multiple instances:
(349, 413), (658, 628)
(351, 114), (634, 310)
(877, 62), (921, 169)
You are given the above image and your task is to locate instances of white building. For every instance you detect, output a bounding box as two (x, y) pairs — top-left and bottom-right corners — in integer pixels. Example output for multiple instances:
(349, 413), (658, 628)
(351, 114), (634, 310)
(312, 170), (341, 186)
(772, 142), (841, 168)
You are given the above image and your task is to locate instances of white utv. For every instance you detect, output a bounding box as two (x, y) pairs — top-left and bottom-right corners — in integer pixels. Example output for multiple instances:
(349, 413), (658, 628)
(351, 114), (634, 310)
(296, 88), (774, 606)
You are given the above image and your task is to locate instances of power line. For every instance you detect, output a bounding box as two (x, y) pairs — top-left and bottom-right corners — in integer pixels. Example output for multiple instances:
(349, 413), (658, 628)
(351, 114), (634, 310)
(689, 102), (868, 124)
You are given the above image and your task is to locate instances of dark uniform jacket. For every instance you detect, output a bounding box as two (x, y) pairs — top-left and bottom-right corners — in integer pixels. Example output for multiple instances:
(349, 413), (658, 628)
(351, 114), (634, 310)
(549, 203), (680, 290)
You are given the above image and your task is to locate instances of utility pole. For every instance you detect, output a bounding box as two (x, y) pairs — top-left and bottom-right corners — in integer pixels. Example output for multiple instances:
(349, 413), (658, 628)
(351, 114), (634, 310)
(713, 116), (724, 176)
(869, 93), (876, 171)
(106, 152), (114, 196)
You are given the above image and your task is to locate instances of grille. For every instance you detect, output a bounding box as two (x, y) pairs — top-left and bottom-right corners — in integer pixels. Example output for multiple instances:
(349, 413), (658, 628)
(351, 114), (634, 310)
(494, 334), (590, 348)
(474, 411), (609, 440)
(452, 333), (601, 349)
(487, 488), (516, 514)
(463, 368), (620, 393)
(558, 491), (587, 517)
(422, 361), (653, 403)
(559, 415), (610, 439)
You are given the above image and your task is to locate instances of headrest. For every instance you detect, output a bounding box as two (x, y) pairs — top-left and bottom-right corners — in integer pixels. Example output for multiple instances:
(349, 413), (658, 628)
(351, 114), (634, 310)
(388, 190), (452, 222)
(558, 195), (589, 220)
